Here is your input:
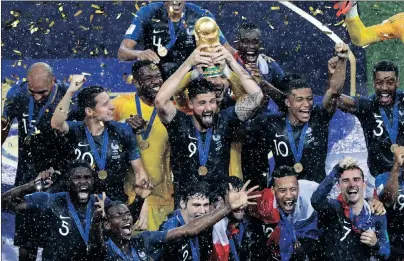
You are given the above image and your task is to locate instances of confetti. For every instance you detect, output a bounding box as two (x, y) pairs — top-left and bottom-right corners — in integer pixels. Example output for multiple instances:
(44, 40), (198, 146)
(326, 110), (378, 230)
(13, 50), (22, 55)
(91, 4), (100, 9)
(309, 7), (323, 16)
(90, 14), (94, 23)
(233, 11), (238, 15)
(135, 2), (140, 11)
(116, 13), (122, 19)
(10, 20), (19, 28)
(334, 20), (345, 26)
(104, 48), (108, 55)
(72, 48), (78, 53)
(323, 31), (332, 35)
(79, 25), (89, 30)
(61, 13), (67, 20)
(295, 43), (301, 52)
(35, 129), (41, 135)
(325, 6), (332, 9)
(44, 29), (50, 34)
(132, 13), (137, 16)
(100, 63), (106, 68)
(58, 5), (63, 12)
(93, 26), (103, 30)
(45, 109), (49, 113)
(284, 15), (289, 25)
(95, 10), (104, 14)
(151, 18), (160, 22)
(74, 10), (83, 16)
(241, 16), (247, 20)
(126, 74), (134, 84)
(49, 21), (55, 27)
(10, 10), (21, 17)
(271, 6), (280, 10)
(17, 60), (22, 66)
(82, 72), (91, 76)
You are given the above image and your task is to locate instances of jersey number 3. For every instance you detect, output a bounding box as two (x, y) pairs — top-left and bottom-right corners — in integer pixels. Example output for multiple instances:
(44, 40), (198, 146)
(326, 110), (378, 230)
(373, 119), (384, 137)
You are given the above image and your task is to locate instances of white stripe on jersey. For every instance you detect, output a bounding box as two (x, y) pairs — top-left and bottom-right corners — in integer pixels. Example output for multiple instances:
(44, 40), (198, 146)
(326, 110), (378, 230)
(126, 24), (136, 35)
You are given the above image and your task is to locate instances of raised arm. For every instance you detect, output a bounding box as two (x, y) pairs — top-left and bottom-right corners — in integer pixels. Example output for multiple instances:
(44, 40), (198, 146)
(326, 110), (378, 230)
(88, 193), (107, 260)
(166, 180), (260, 240)
(381, 146), (404, 207)
(50, 75), (85, 133)
(311, 165), (339, 211)
(155, 45), (213, 123)
(118, 39), (160, 63)
(322, 43), (349, 114)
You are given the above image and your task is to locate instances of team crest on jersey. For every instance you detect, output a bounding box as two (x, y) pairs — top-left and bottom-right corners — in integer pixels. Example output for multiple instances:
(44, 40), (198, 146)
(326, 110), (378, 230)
(213, 134), (222, 151)
(138, 251), (146, 259)
(111, 140), (121, 160)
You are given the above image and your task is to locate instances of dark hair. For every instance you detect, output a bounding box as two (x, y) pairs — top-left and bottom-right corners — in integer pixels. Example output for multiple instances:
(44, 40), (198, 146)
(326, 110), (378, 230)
(77, 86), (106, 111)
(132, 60), (155, 79)
(280, 74), (311, 94)
(271, 165), (297, 186)
(372, 60), (399, 79)
(238, 23), (260, 37)
(209, 176), (244, 203)
(105, 200), (126, 217)
(66, 160), (93, 177)
(179, 180), (211, 204)
(187, 78), (216, 100)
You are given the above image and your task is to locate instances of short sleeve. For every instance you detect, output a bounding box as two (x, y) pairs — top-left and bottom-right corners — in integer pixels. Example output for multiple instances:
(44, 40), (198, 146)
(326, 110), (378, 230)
(120, 123), (140, 161)
(24, 192), (54, 211)
(2, 86), (20, 120)
(66, 121), (84, 138)
(354, 96), (373, 116)
(123, 4), (159, 41)
(268, 62), (285, 85)
(138, 231), (167, 254)
(163, 110), (187, 131)
(311, 104), (334, 123)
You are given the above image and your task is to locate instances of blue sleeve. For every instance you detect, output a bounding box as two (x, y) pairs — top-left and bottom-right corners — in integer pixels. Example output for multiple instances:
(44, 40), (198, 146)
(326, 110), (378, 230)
(121, 123), (140, 161)
(123, 4), (161, 41)
(311, 171), (338, 212)
(24, 192), (54, 212)
(353, 96), (373, 116)
(138, 231), (167, 255)
(66, 121), (83, 139)
(268, 62), (285, 85)
(375, 172), (390, 197)
(2, 86), (20, 120)
(374, 216), (391, 260)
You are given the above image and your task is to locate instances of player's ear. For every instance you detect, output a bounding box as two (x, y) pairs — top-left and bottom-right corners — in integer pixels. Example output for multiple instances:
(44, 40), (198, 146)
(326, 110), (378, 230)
(180, 199), (186, 210)
(188, 99), (194, 110)
(85, 107), (93, 117)
(285, 97), (290, 108)
(103, 220), (111, 230)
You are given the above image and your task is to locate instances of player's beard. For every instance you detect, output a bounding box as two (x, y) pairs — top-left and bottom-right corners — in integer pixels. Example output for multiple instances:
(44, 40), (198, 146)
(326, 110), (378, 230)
(194, 110), (215, 129)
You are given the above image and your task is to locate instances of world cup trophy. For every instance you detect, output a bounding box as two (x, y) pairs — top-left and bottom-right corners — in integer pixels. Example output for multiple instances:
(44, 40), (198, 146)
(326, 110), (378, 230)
(194, 16), (223, 78)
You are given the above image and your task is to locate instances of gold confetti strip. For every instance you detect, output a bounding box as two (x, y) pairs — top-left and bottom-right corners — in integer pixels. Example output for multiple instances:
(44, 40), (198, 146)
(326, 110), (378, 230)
(126, 74), (134, 84)
(295, 43), (301, 52)
(61, 13), (67, 20)
(95, 10), (104, 14)
(17, 60), (22, 66)
(90, 14), (94, 23)
(104, 48), (108, 55)
(116, 13), (122, 19)
(100, 63), (106, 68)
(44, 29), (50, 34)
(13, 50), (22, 55)
(271, 6), (280, 10)
(325, 6), (332, 9)
(74, 10), (83, 16)
(241, 16), (247, 20)
(79, 25), (89, 30)
(309, 7), (323, 16)
(93, 26), (103, 30)
(151, 18), (160, 22)
(10, 20), (19, 28)
(233, 11), (238, 15)
(46, 18), (49, 22)
(49, 21), (55, 27)
(58, 5), (63, 12)
(323, 31), (332, 35)
(45, 109), (50, 113)
(22, 77), (26, 81)
(91, 4), (100, 9)
(334, 20), (344, 26)
(34, 129), (41, 135)
(10, 10), (21, 17)
(132, 13), (137, 17)
(284, 15), (289, 25)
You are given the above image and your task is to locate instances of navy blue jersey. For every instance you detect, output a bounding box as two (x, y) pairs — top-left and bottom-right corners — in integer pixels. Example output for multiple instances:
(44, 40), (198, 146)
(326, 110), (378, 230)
(352, 92), (404, 177)
(312, 173), (390, 261)
(243, 105), (333, 186)
(158, 209), (212, 261)
(376, 171), (404, 257)
(66, 121), (140, 201)
(2, 81), (77, 186)
(105, 231), (166, 261)
(226, 219), (261, 261)
(124, 2), (227, 77)
(164, 108), (241, 198)
(24, 192), (100, 261)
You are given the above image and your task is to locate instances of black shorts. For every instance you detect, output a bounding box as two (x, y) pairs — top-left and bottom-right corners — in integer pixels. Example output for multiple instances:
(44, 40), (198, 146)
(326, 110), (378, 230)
(14, 209), (48, 248)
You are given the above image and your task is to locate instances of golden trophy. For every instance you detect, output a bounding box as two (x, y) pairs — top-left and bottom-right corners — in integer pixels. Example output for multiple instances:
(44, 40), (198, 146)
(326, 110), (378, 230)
(194, 16), (223, 78)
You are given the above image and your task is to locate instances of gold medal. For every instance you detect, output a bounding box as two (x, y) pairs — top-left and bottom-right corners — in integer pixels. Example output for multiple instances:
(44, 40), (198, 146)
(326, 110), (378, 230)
(158, 46), (168, 57)
(391, 144), (398, 153)
(294, 163), (303, 173)
(24, 135), (32, 145)
(198, 166), (208, 176)
(98, 170), (108, 180)
(139, 140), (149, 150)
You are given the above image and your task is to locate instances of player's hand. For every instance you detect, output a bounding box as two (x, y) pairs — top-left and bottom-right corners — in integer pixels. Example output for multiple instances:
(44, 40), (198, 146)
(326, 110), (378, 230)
(212, 44), (234, 65)
(93, 192), (107, 223)
(360, 229), (378, 247)
(245, 63), (263, 79)
(334, 43), (349, 59)
(126, 115), (147, 135)
(185, 45), (214, 68)
(393, 146), (404, 167)
(35, 167), (56, 189)
(136, 49), (160, 64)
(68, 75), (86, 93)
(368, 198), (386, 215)
(134, 199), (148, 231)
(134, 178), (154, 199)
(227, 180), (261, 210)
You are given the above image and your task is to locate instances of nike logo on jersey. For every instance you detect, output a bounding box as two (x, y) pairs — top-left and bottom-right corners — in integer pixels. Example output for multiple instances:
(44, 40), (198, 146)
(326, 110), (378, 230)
(23, 113), (29, 117)
(188, 134), (197, 140)
(153, 29), (165, 34)
(78, 142), (89, 147)
(59, 215), (70, 219)
(275, 133), (285, 138)
(373, 113), (382, 118)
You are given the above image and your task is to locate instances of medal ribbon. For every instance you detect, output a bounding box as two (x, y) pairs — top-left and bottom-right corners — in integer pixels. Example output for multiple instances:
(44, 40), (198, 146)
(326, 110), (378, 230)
(285, 119), (308, 163)
(65, 193), (94, 244)
(379, 99), (399, 144)
(228, 222), (245, 261)
(177, 211), (200, 261)
(27, 85), (58, 135)
(106, 238), (141, 261)
(163, 7), (187, 50)
(84, 126), (109, 170)
(195, 127), (213, 167)
(135, 95), (157, 141)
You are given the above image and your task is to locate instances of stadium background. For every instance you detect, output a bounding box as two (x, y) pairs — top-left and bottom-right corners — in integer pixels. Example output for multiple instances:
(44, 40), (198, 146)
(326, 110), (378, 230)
(1, 1), (403, 260)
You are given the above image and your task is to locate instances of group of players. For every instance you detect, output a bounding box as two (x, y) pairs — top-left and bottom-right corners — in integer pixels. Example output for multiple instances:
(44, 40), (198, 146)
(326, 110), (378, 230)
(1, 1), (403, 261)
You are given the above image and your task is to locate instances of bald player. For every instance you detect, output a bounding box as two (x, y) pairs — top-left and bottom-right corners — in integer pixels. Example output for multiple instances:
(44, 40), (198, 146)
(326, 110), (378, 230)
(1, 63), (77, 261)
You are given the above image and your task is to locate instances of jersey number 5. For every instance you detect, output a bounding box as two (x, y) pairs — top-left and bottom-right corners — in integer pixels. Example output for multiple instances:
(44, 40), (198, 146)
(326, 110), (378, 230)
(59, 218), (70, 236)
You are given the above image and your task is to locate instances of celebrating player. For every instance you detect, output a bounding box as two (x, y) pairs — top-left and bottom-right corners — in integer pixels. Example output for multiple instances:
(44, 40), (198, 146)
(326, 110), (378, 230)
(155, 44), (263, 203)
(1, 62), (76, 261)
(113, 61), (174, 231)
(311, 157), (390, 260)
(119, 1), (234, 79)
(51, 76), (152, 202)
(2, 160), (108, 261)
(376, 146), (404, 260)
(242, 44), (349, 187)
